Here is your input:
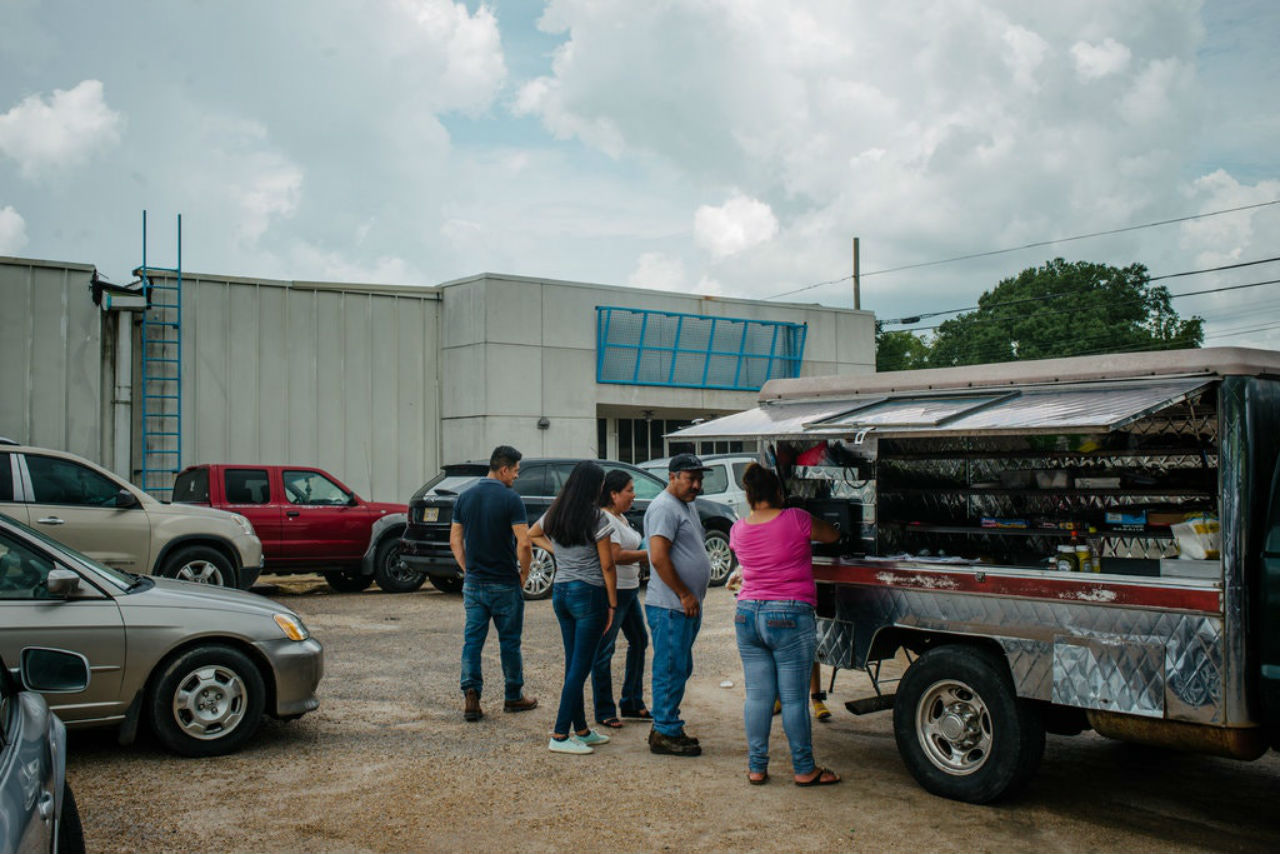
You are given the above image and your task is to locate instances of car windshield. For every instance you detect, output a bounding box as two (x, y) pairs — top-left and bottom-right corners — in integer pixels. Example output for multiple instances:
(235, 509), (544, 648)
(0, 512), (133, 590)
(414, 472), (484, 500)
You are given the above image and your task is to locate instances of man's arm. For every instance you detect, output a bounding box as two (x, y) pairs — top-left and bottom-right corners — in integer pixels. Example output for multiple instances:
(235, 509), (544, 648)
(648, 535), (699, 618)
(449, 522), (466, 572)
(512, 522), (532, 587)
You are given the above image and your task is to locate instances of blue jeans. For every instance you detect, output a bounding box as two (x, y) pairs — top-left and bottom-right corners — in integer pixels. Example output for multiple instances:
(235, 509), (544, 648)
(460, 581), (526, 702)
(552, 580), (609, 736)
(591, 586), (648, 721)
(735, 599), (817, 775)
(646, 603), (702, 737)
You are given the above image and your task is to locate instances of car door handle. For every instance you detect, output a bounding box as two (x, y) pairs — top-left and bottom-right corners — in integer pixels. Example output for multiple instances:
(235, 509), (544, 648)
(287, 511), (300, 518)
(37, 516), (65, 525)
(38, 790), (55, 822)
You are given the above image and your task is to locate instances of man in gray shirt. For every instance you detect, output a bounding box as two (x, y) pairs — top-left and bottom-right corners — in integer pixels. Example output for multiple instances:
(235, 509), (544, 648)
(644, 453), (713, 757)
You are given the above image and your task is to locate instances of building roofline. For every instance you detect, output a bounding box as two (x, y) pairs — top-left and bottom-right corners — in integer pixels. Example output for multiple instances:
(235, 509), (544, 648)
(436, 271), (871, 316)
(1, 255), (97, 273)
(140, 267), (442, 298)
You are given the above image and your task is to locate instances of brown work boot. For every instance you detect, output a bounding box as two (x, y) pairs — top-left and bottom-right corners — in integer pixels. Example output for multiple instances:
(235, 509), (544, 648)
(649, 728), (701, 756)
(503, 695), (538, 713)
(464, 689), (483, 722)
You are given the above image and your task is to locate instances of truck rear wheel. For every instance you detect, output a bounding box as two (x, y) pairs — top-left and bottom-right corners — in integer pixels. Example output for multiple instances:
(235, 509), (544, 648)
(893, 644), (1044, 804)
(373, 537), (427, 593)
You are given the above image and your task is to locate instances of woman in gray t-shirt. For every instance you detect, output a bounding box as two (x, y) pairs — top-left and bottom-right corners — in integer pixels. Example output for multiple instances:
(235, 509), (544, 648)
(529, 461), (618, 755)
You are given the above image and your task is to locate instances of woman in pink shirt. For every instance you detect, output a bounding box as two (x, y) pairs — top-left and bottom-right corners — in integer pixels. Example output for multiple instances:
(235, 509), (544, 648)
(730, 463), (841, 786)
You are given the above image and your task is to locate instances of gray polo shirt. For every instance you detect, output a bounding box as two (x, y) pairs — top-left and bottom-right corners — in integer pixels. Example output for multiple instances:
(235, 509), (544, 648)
(643, 490), (711, 611)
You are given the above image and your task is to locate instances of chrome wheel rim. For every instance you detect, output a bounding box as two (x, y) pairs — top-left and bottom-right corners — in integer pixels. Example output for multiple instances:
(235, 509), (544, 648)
(524, 548), (555, 597)
(916, 678), (993, 775)
(172, 665), (247, 741)
(175, 559), (225, 585)
(705, 534), (734, 583)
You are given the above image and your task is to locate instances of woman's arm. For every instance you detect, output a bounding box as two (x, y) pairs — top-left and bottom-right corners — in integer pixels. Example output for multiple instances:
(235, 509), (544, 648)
(527, 520), (553, 553)
(597, 535), (618, 633)
(808, 512), (841, 544)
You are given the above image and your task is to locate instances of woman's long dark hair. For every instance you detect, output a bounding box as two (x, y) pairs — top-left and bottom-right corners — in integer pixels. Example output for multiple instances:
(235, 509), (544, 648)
(598, 469), (633, 509)
(544, 460), (606, 546)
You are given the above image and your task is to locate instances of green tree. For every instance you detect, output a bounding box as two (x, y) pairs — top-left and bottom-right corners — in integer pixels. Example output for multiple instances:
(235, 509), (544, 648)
(926, 258), (1203, 368)
(876, 322), (932, 371)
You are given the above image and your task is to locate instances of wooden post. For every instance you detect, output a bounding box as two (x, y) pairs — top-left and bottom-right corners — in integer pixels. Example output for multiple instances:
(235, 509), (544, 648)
(852, 236), (861, 309)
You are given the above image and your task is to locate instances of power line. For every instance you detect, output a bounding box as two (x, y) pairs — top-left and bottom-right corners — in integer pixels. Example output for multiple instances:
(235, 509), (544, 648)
(766, 197), (1280, 301)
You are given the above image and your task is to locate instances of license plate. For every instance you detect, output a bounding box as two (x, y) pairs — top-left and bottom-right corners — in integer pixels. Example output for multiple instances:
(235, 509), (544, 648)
(422, 507), (439, 522)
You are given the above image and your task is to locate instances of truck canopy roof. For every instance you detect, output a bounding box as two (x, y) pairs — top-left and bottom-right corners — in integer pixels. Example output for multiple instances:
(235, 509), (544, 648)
(672, 347), (1280, 442)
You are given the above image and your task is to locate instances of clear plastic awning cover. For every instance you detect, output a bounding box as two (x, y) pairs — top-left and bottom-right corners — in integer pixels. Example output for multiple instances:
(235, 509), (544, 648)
(669, 378), (1213, 439)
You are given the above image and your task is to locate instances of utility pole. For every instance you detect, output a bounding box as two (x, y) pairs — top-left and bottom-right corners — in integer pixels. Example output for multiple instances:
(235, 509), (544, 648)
(852, 236), (861, 310)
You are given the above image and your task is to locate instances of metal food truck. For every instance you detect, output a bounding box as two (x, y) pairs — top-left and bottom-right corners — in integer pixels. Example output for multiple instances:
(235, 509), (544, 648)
(670, 347), (1280, 803)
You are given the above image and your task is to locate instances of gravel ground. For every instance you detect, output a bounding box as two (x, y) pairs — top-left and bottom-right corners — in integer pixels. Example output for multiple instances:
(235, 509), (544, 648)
(67, 577), (1280, 853)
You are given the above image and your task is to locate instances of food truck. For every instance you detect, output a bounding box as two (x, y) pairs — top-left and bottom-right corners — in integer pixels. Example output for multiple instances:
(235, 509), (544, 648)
(670, 347), (1280, 803)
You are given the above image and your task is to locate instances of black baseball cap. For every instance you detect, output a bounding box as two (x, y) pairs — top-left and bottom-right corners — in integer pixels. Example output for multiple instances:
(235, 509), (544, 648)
(668, 453), (712, 474)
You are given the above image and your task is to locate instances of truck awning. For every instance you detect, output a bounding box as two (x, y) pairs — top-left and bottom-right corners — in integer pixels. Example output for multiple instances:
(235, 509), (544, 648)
(668, 377), (1214, 440)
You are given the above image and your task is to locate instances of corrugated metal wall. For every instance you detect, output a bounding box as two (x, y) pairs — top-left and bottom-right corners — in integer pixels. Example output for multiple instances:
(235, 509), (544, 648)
(159, 273), (442, 504)
(0, 258), (107, 463)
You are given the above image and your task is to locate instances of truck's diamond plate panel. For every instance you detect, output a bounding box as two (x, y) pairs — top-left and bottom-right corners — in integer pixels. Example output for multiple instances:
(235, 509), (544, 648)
(830, 582), (1226, 723)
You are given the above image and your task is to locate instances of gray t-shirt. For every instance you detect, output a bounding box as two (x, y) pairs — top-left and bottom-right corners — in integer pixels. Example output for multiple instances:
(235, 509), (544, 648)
(643, 490), (711, 610)
(538, 509), (613, 587)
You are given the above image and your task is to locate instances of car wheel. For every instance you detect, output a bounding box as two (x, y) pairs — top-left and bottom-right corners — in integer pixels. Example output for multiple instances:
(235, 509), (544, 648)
(430, 575), (464, 594)
(323, 569), (374, 593)
(892, 645), (1045, 804)
(159, 545), (236, 587)
(704, 529), (736, 586)
(149, 644), (266, 757)
(372, 537), (427, 593)
(57, 781), (86, 854)
(522, 546), (555, 600)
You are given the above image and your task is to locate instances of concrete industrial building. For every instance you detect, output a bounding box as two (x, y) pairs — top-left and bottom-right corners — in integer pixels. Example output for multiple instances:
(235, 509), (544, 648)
(1, 254), (875, 502)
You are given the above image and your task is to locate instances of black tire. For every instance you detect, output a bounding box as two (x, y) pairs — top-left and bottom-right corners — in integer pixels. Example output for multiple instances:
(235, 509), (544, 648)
(149, 644), (266, 757)
(159, 545), (237, 588)
(324, 569), (374, 593)
(430, 575), (464, 594)
(892, 644), (1044, 804)
(704, 529), (736, 586)
(57, 781), (86, 854)
(372, 537), (426, 593)
(522, 546), (555, 600)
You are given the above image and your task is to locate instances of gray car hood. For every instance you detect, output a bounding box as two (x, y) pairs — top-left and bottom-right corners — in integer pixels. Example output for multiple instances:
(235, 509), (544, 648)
(121, 577), (290, 619)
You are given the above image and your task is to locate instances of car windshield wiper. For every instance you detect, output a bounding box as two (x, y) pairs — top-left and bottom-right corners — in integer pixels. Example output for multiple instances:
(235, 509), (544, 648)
(125, 572), (154, 592)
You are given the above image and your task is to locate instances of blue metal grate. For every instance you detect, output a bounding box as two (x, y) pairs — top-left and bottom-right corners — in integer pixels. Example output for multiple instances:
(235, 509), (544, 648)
(596, 306), (806, 391)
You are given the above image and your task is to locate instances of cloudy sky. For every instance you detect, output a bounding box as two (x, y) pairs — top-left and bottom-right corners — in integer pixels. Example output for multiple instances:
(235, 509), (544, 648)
(2, 0), (1278, 348)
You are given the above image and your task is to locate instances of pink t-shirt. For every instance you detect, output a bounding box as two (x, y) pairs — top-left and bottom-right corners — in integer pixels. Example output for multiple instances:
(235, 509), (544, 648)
(729, 508), (817, 607)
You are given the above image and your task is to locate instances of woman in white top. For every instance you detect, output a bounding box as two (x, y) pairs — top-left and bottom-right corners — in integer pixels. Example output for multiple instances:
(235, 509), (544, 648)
(590, 469), (652, 727)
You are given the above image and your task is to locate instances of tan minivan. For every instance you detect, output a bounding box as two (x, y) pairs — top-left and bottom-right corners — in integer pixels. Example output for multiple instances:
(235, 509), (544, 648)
(0, 441), (263, 588)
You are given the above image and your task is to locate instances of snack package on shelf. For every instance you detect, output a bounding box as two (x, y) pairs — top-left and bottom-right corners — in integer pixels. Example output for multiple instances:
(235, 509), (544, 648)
(1171, 514), (1220, 560)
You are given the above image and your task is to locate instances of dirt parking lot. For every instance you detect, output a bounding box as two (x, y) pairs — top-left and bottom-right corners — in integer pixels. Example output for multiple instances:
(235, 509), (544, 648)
(67, 578), (1280, 853)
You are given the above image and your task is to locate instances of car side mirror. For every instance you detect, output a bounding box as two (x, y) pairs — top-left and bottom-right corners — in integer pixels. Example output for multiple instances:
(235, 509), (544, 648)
(19, 647), (90, 693)
(116, 488), (140, 508)
(347, 491), (358, 506)
(45, 567), (82, 598)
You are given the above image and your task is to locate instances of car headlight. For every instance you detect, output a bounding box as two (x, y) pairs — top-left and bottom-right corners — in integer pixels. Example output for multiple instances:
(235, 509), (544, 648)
(273, 613), (310, 641)
(230, 513), (256, 536)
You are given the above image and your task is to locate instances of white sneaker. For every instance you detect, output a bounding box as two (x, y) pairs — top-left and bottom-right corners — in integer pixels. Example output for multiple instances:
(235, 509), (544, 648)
(576, 729), (610, 746)
(549, 736), (594, 755)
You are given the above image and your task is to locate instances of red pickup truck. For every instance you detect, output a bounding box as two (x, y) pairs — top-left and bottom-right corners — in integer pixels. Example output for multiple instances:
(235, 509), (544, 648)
(172, 464), (421, 593)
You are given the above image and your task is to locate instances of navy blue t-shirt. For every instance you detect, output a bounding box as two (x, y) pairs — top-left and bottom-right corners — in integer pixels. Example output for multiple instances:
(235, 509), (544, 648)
(454, 478), (528, 585)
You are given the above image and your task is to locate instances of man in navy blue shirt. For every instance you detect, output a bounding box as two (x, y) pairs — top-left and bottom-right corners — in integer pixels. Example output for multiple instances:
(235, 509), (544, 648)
(451, 445), (537, 721)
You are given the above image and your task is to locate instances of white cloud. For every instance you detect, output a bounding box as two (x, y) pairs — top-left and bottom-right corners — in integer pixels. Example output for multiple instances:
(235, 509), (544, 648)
(1071, 38), (1132, 80)
(694, 194), (778, 259)
(628, 252), (686, 291)
(391, 0), (507, 114)
(1122, 58), (1192, 125)
(0, 205), (27, 253)
(289, 241), (420, 284)
(1002, 25), (1049, 91)
(0, 79), (123, 178)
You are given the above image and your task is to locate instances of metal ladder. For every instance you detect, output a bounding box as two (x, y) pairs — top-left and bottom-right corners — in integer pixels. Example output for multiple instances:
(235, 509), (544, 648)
(138, 212), (182, 498)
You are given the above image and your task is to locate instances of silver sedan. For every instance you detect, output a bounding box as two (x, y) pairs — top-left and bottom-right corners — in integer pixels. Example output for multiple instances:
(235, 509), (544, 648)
(0, 513), (323, 757)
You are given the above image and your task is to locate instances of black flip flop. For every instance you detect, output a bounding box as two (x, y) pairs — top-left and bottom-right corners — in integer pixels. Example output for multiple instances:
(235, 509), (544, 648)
(600, 717), (624, 729)
(620, 708), (652, 720)
(794, 767), (841, 787)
